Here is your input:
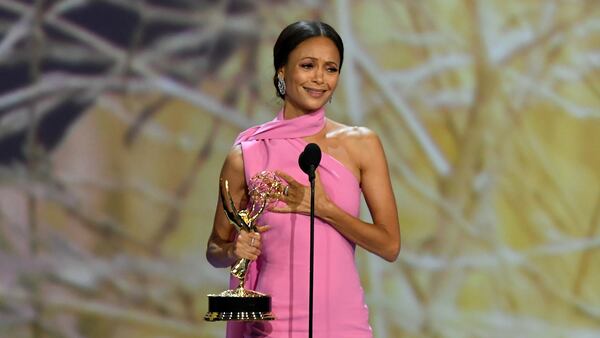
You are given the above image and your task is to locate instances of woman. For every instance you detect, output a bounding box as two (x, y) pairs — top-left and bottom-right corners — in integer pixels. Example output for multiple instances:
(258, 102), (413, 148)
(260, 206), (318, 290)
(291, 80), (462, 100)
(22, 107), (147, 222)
(206, 21), (400, 338)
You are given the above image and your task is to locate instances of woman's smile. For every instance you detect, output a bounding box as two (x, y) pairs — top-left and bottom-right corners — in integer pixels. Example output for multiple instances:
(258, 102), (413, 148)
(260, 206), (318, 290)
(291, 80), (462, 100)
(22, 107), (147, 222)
(304, 87), (327, 98)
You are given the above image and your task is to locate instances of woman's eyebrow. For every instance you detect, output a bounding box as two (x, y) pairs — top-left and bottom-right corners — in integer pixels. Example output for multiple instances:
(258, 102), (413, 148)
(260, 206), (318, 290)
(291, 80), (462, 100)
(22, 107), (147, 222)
(299, 57), (339, 66)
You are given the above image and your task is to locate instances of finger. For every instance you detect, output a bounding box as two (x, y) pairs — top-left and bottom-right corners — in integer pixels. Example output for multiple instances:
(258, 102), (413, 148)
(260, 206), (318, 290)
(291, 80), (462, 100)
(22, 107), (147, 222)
(277, 187), (291, 203)
(239, 248), (258, 261)
(248, 241), (261, 252)
(251, 239), (262, 250)
(237, 229), (250, 239)
(269, 205), (300, 214)
(314, 169), (325, 188)
(237, 232), (254, 249)
(246, 232), (264, 249)
(246, 233), (258, 247)
(246, 245), (261, 260)
(255, 225), (271, 233)
(276, 171), (300, 186)
(237, 233), (251, 247)
(282, 184), (290, 199)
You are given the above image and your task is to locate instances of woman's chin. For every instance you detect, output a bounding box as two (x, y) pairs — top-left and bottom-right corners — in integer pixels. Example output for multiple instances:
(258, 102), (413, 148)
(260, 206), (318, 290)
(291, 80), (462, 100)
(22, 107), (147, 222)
(300, 99), (328, 111)
(302, 104), (326, 113)
(286, 97), (329, 114)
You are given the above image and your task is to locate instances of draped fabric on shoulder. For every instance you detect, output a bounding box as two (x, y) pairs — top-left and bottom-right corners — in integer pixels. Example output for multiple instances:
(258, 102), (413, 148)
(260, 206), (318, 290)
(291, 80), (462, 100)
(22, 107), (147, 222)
(226, 107), (372, 338)
(234, 107), (325, 144)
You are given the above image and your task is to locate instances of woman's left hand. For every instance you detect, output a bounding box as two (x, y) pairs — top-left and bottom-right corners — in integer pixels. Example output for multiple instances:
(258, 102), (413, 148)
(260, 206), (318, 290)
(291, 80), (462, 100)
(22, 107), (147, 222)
(270, 170), (332, 217)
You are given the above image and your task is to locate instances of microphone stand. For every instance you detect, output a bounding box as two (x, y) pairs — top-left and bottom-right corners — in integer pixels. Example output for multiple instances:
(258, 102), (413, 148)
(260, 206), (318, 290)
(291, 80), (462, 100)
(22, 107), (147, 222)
(298, 143), (320, 338)
(308, 166), (315, 338)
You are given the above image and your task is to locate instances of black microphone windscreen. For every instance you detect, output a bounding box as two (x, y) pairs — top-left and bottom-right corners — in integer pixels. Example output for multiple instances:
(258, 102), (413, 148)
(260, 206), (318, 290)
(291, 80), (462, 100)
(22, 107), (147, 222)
(299, 143), (322, 175)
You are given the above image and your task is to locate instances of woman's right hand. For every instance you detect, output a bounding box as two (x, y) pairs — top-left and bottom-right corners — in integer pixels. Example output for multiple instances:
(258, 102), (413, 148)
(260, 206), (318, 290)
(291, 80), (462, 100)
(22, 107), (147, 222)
(231, 225), (270, 261)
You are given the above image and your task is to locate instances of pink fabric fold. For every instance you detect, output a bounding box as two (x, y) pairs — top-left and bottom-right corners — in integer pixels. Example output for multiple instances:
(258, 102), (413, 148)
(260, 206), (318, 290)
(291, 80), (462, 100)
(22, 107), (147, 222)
(234, 107), (325, 144)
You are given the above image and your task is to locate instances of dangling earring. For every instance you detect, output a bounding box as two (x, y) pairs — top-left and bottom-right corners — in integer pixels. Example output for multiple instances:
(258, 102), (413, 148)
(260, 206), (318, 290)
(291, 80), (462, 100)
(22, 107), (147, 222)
(277, 76), (286, 96)
(328, 95), (333, 104)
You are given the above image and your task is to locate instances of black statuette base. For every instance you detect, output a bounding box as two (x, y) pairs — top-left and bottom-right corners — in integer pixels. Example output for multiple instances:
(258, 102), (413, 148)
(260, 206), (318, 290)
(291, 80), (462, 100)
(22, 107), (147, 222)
(204, 289), (275, 322)
(204, 311), (275, 321)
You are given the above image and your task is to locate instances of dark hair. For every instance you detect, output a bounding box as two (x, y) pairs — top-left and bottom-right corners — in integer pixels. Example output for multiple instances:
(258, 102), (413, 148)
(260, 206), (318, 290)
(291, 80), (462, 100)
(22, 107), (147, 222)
(273, 21), (344, 99)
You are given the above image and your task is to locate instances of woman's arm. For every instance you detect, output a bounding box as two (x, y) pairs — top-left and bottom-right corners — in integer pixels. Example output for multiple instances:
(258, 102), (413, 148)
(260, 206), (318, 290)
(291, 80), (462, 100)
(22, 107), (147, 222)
(275, 128), (401, 262)
(332, 128), (400, 261)
(206, 145), (265, 268)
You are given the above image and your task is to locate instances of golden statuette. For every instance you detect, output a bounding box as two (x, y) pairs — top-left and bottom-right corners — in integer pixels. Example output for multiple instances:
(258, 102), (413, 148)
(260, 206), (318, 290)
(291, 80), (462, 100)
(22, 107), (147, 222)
(205, 171), (284, 321)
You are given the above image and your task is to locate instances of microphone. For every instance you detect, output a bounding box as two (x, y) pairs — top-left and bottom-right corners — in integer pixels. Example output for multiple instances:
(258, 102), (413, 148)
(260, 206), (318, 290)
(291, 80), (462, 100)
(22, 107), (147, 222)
(298, 143), (321, 181)
(298, 142), (321, 338)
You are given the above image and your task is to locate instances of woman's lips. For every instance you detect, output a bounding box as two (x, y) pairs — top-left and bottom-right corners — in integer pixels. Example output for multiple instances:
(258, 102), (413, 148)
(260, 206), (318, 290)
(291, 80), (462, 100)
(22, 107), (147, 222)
(304, 87), (327, 98)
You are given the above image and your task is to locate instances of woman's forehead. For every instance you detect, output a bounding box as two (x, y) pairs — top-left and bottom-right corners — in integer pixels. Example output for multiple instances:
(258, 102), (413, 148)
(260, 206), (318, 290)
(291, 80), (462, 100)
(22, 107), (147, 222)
(289, 37), (340, 63)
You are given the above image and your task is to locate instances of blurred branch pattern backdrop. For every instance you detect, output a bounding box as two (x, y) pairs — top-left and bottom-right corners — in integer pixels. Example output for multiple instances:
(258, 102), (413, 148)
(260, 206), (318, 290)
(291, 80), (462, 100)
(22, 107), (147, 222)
(0, 0), (599, 337)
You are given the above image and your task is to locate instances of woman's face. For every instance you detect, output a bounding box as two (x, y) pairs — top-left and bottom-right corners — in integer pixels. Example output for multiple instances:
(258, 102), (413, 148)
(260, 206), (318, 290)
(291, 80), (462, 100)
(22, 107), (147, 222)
(279, 36), (341, 117)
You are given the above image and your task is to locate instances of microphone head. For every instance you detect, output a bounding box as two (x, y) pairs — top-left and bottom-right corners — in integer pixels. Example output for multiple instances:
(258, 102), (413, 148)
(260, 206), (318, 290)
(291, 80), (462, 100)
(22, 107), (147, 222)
(298, 143), (322, 176)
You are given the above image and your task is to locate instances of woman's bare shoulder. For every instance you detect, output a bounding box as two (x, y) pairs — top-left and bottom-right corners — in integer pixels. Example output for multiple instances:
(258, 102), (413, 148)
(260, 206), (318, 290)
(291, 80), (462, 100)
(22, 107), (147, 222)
(326, 120), (384, 172)
(326, 120), (379, 144)
(221, 144), (245, 178)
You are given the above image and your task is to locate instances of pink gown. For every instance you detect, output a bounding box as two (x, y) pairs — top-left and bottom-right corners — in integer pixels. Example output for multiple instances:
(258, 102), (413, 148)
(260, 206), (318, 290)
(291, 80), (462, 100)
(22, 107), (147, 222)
(226, 107), (372, 338)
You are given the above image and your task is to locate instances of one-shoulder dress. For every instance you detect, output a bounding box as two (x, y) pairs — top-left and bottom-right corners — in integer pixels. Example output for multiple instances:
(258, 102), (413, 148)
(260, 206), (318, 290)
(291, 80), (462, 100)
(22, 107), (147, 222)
(226, 107), (372, 338)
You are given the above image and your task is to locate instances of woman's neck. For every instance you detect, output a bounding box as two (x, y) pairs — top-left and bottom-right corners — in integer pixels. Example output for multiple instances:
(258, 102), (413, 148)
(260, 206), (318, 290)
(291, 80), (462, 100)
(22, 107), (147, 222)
(282, 102), (323, 120)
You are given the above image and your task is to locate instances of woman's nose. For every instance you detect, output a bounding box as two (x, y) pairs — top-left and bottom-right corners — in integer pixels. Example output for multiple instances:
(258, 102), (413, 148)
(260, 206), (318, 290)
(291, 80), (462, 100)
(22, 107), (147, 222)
(312, 68), (324, 83)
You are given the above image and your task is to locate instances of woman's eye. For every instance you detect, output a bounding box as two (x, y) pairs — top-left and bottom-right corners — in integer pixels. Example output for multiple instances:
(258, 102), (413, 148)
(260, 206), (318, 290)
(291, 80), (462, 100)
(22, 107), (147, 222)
(327, 67), (338, 73)
(301, 63), (314, 69)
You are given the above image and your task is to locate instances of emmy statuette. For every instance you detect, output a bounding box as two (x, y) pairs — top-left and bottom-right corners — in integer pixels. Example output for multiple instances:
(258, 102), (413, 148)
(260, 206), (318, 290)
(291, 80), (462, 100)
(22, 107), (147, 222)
(205, 171), (284, 321)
